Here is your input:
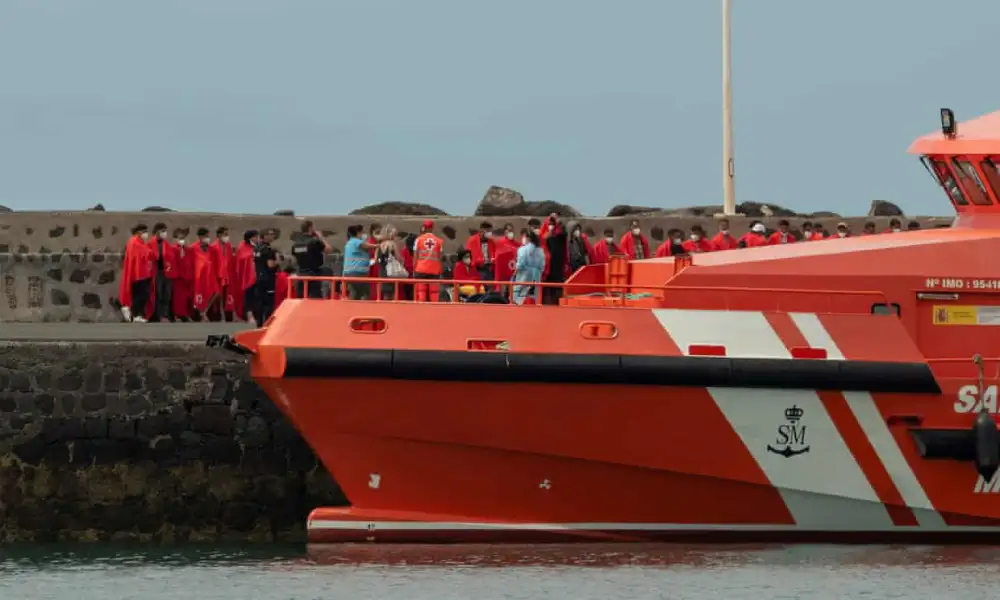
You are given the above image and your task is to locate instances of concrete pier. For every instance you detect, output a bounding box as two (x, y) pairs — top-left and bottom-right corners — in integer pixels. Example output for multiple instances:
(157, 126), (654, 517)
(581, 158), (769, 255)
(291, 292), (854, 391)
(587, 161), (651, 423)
(0, 324), (343, 542)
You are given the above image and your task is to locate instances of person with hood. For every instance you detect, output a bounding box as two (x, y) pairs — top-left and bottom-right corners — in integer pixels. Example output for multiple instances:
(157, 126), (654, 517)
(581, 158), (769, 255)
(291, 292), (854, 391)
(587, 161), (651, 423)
(119, 223), (154, 323)
(539, 214), (568, 305)
(591, 228), (623, 264)
(566, 221), (594, 274)
(463, 221), (496, 282)
(146, 222), (177, 322)
(738, 222), (769, 248)
(619, 219), (650, 259)
(655, 229), (686, 257)
(513, 228), (546, 305)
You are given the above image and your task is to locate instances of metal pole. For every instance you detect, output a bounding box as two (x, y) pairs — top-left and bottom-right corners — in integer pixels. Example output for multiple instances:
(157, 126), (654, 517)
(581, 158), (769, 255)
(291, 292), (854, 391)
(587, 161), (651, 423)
(721, 0), (736, 215)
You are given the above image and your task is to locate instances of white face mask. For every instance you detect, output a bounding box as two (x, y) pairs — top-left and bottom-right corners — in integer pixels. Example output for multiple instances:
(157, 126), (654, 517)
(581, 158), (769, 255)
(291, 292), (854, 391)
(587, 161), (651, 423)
(505, 231), (515, 240)
(202, 237), (211, 245)
(605, 236), (614, 244)
(462, 257), (471, 264)
(892, 228), (901, 233)
(631, 228), (641, 236)
(532, 228), (540, 235)
(720, 229), (729, 235)
(140, 232), (149, 241)
(673, 237), (682, 244)
(483, 231), (493, 239)
(837, 231), (847, 238)
(572, 230), (581, 238)
(221, 235), (230, 244)
(690, 234), (700, 241)
(176, 239), (186, 247)
(159, 230), (168, 239)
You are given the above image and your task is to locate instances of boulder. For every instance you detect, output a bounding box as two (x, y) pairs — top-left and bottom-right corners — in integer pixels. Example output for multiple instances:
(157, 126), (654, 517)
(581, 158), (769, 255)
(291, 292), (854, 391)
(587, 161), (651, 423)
(349, 202), (449, 216)
(88, 203), (106, 212)
(522, 200), (581, 218)
(0, 204), (11, 212)
(606, 205), (662, 217)
(141, 206), (173, 212)
(475, 186), (526, 215)
(868, 200), (904, 217)
(273, 209), (295, 217)
(808, 211), (842, 218)
(736, 202), (798, 218)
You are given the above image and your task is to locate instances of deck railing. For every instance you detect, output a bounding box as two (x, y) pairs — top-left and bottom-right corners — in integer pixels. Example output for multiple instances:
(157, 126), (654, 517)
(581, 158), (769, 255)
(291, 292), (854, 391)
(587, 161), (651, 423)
(284, 275), (889, 314)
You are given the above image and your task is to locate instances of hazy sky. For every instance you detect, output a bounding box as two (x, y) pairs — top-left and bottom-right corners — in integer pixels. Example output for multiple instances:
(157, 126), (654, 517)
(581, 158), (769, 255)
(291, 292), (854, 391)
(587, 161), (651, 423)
(1, 0), (997, 216)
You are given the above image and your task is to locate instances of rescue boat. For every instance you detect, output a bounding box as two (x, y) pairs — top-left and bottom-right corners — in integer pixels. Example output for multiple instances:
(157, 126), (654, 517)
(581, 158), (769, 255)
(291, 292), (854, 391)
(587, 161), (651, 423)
(210, 108), (1000, 544)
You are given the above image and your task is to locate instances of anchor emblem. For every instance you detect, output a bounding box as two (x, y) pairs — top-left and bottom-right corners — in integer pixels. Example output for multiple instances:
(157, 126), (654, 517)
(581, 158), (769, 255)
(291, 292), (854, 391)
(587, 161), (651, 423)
(766, 405), (810, 458)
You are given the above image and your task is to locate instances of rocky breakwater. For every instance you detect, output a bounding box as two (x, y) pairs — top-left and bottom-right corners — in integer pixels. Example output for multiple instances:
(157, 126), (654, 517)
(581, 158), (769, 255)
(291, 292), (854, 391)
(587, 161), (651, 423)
(0, 325), (344, 542)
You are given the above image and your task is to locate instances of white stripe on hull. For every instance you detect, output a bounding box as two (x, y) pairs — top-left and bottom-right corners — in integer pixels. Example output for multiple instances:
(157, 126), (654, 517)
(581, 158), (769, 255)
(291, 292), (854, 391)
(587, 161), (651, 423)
(652, 309), (791, 358)
(789, 313), (845, 360)
(308, 520), (1000, 533)
(706, 387), (894, 530)
(842, 391), (946, 528)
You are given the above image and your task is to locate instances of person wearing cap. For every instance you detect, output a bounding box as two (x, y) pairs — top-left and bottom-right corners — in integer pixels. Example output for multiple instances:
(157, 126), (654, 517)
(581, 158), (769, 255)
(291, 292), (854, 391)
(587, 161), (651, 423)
(738, 221), (769, 248)
(834, 222), (851, 238)
(413, 219), (444, 302)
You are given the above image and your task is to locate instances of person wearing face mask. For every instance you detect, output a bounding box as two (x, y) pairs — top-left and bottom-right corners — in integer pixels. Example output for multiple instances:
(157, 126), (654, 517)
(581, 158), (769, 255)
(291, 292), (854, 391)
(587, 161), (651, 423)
(711, 218), (739, 250)
(412, 220), (444, 302)
(190, 227), (220, 321)
(591, 228), (623, 264)
(171, 228), (195, 322)
(452, 249), (483, 298)
(835, 222), (851, 238)
(463, 221), (496, 284)
(119, 224), (154, 322)
(145, 222), (177, 322)
(566, 221), (594, 274)
(861, 221), (877, 236)
(738, 222), (769, 248)
(513, 229), (546, 305)
(883, 218), (902, 234)
(207, 227), (235, 320)
(682, 225), (714, 253)
(490, 223), (519, 291)
(654, 228), (684, 257)
(767, 220), (797, 245)
(803, 221), (826, 241)
(539, 214), (568, 305)
(619, 220), (650, 260)
(527, 218), (542, 236)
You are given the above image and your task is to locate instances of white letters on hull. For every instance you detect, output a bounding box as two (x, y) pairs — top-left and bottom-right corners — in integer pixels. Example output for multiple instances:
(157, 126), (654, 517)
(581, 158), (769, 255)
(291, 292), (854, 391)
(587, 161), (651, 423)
(956, 385), (999, 414)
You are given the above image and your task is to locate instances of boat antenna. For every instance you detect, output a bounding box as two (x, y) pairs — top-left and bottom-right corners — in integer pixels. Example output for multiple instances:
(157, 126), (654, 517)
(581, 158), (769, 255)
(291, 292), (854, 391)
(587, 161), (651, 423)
(974, 353), (985, 411)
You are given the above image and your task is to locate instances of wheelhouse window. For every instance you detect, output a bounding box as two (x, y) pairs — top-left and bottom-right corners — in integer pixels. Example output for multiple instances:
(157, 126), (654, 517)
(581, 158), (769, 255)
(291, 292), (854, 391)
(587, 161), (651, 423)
(921, 156), (968, 206)
(980, 157), (1000, 203)
(871, 303), (901, 316)
(952, 158), (993, 205)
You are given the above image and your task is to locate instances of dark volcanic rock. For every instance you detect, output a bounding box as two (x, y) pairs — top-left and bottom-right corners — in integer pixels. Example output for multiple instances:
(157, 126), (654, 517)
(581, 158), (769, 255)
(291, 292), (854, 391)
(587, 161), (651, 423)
(273, 209), (295, 216)
(141, 206), (173, 212)
(88, 203), (106, 211)
(476, 186), (526, 216)
(868, 199), (904, 217)
(349, 202), (449, 216)
(607, 205), (662, 217)
(0, 205), (11, 213)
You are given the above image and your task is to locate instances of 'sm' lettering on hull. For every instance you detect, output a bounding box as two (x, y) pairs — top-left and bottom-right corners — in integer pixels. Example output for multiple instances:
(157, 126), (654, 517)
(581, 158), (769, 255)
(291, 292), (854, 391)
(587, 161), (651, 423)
(956, 385), (999, 414)
(975, 474), (1000, 493)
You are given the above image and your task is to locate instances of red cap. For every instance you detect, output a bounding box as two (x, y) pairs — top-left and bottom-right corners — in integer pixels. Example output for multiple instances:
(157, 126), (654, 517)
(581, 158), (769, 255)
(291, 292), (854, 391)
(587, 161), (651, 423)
(422, 219), (434, 229)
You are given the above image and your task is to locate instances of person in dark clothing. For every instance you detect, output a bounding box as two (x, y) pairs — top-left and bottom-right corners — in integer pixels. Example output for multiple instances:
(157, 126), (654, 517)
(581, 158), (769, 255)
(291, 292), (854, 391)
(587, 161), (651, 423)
(543, 214), (568, 305)
(247, 228), (276, 321)
(253, 245), (280, 323)
(291, 220), (332, 298)
(150, 222), (173, 321)
(399, 231), (417, 301)
(567, 221), (590, 274)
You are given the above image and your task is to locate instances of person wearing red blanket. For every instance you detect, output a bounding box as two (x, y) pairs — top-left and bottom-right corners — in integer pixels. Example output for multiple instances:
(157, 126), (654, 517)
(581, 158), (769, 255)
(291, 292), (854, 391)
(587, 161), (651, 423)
(565, 221), (595, 274)
(591, 228), (623, 264)
(208, 227), (234, 320)
(145, 223), (177, 321)
(711, 219), (739, 250)
(767, 220), (797, 245)
(190, 227), (220, 322)
(619, 219), (651, 259)
(119, 224), (154, 323)
(452, 249), (484, 299)
(232, 230), (259, 322)
(464, 221), (496, 282)
(883, 218), (903, 234)
(681, 225), (714, 253)
(738, 222), (769, 248)
(171, 228), (195, 321)
(655, 228), (685, 257)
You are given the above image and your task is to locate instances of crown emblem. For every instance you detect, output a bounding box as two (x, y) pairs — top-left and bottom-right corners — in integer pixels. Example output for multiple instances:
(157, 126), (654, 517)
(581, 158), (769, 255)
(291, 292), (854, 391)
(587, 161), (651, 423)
(784, 405), (804, 422)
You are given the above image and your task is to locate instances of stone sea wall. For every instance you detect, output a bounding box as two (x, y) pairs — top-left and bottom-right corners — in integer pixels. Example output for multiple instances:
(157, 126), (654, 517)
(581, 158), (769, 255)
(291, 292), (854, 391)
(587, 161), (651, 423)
(0, 342), (343, 542)
(0, 211), (954, 323)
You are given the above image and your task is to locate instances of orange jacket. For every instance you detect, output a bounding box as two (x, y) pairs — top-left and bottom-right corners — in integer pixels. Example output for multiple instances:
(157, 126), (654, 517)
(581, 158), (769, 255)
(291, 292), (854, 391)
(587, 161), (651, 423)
(413, 233), (444, 276)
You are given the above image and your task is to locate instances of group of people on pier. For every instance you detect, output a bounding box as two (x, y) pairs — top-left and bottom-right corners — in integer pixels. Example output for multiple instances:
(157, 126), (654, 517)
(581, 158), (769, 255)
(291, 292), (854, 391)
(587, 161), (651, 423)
(117, 215), (927, 321)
